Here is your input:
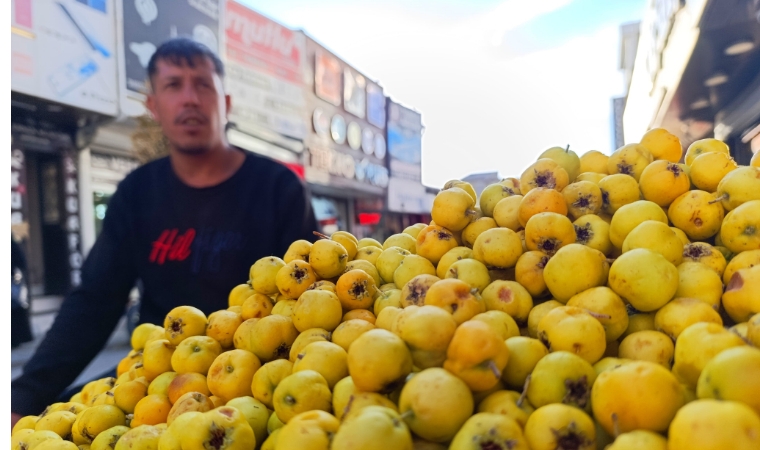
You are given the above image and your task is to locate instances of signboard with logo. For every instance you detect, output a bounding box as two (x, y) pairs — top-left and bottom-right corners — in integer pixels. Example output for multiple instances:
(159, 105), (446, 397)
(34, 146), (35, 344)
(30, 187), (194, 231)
(304, 37), (389, 196)
(387, 100), (425, 213)
(120, 0), (220, 97)
(224, 1), (307, 139)
(11, 0), (118, 115)
(387, 101), (423, 181)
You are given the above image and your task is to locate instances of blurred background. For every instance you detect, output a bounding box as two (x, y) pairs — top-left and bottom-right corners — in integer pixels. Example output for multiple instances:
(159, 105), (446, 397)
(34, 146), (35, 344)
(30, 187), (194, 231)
(10, 0), (760, 371)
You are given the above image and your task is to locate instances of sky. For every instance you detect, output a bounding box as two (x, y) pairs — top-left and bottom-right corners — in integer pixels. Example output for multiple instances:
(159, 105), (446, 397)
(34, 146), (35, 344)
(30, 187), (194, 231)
(240, 0), (646, 188)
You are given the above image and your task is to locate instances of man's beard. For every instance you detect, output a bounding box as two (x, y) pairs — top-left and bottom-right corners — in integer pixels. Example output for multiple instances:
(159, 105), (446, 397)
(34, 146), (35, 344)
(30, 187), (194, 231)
(172, 143), (211, 155)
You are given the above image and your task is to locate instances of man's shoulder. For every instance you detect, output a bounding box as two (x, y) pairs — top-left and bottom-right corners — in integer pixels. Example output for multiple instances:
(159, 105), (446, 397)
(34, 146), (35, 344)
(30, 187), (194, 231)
(119, 156), (171, 188)
(238, 149), (301, 183)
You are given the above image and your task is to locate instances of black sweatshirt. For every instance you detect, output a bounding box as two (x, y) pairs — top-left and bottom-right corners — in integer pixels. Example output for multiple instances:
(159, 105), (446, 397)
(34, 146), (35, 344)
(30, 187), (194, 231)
(11, 149), (319, 415)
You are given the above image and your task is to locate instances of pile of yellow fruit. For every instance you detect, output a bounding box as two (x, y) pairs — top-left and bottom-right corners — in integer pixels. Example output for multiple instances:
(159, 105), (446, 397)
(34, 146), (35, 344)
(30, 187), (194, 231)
(11, 129), (760, 450)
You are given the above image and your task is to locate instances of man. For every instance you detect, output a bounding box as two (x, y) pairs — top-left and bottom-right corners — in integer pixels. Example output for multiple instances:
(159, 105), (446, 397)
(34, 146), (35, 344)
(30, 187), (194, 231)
(11, 38), (318, 422)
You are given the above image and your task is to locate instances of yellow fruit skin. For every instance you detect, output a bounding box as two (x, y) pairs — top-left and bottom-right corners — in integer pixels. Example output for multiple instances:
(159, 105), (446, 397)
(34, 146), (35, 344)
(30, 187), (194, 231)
(592, 361), (684, 435)
(723, 265), (760, 324)
(606, 430), (668, 450)
(690, 151), (738, 192)
(607, 144), (653, 181)
(443, 320), (510, 392)
(332, 406), (413, 450)
(720, 200), (760, 254)
(207, 349), (261, 402)
(527, 351), (597, 411)
(347, 329), (412, 393)
(684, 138), (730, 166)
(668, 399), (760, 450)
(524, 404), (596, 450)
(398, 368), (474, 443)
(672, 322), (746, 389)
(696, 346), (760, 414)
(654, 297), (722, 340)
(638, 160), (690, 207)
(520, 158), (570, 194)
(608, 249), (678, 312)
(618, 330), (674, 368)
(640, 128), (682, 163)
(543, 244), (606, 303)
(272, 370), (332, 423)
(537, 306), (606, 364)
(449, 413), (529, 450)
(567, 286), (629, 342)
(163, 306), (207, 347)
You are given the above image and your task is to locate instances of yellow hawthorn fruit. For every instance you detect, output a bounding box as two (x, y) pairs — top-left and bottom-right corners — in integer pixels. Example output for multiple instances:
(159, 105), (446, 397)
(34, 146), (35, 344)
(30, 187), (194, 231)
(567, 286), (629, 342)
(592, 361), (684, 435)
(163, 306), (207, 347)
(292, 290), (343, 332)
(431, 187), (477, 232)
(480, 183), (519, 218)
(206, 349), (260, 402)
(654, 297), (722, 340)
(537, 306), (606, 364)
(668, 399), (760, 450)
(250, 256), (286, 296)
(696, 346), (760, 414)
(723, 265), (760, 323)
(520, 158), (570, 194)
(472, 227), (523, 269)
(682, 242), (726, 277)
(667, 190), (725, 241)
(524, 404), (596, 450)
(171, 335), (221, 375)
(720, 199), (760, 254)
(640, 127), (683, 163)
(622, 220), (683, 266)
(251, 359), (294, 410)
(283, 239), (312, 263)
(540, 145), (582, 182)
(502, 336), (548, 390)
(275, 260), (317, 300)
(492, 195), (524, 231)
(607, 143), (653, 181)
(639, 160), (690, 207)
(579, 150), (610, 175)
(348, 329), (412, 393)
(690, 151), (738, 192)
(715, 166), (760, 211)
(461, 217), (498, 249)
(543, 244), (607, 303)
(618, 330), (674, 368)
(608, 249), (678, 312)
(527, 351), (597, 411)
(206, 309), (243, 349)
(449, 412), (529, 450)
(310, 239), (349, 279)
(518, 188), (568, 228)
(672, 322), (747, 388)
(415, 225), (459, 265)
(684, 138), (730, 166)
(609, 200), (668, 249)
(598, 173), (641, 215)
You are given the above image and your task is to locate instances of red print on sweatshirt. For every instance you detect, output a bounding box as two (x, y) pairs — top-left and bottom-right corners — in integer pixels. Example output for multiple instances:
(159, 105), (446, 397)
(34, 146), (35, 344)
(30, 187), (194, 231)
(150, 229), (196, 264)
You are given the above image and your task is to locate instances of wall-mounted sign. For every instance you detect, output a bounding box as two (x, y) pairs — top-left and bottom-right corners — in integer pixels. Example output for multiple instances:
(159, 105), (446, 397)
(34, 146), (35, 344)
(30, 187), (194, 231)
(313, 107), (330, 137)
(366, 82), (385, 128)
(343, 68), (366, 118)
(225, 1), (306, 139)
(307, 145), (389, 188)
(10, 148), (28, 242)
(347, 122), (362, 150)
(11, 0), (118, 115)
(387, 101), (423, 181)
(330, 114), (347, 145)
(62, 150), (83, 287)
(122, 0), (220, 96)
(315, 49), (341, 106)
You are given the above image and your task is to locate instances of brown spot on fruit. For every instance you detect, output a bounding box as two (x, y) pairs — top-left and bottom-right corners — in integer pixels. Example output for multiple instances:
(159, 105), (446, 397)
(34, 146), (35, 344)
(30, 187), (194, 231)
(683, 244), (710, 259)
(573, 195), (591, 209)
(534, 170), (557, 189)
(693, 217), (703, 227)
(744, 225), (757, 236)
(437, 230), (452, 240)
(726, 271), (744, 292)
(617, 162), (634, 175)
(498, 288), (513, 303)
(667, 163), (682, 176)
(574, 224), (593, 245)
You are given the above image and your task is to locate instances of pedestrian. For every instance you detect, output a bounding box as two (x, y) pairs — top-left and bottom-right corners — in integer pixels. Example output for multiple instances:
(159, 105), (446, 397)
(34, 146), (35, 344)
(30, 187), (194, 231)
(11, 37), (319, 425)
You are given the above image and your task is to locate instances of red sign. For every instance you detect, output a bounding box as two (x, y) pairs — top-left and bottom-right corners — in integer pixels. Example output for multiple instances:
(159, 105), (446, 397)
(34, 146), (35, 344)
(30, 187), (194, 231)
(315, 49), (342, 106)
(225, 0), (302, 84)
(14, 0), (32, 28)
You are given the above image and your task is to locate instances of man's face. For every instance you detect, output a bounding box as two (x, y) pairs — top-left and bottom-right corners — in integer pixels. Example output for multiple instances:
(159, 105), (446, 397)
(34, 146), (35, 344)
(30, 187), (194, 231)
(146, 56), (230, 155)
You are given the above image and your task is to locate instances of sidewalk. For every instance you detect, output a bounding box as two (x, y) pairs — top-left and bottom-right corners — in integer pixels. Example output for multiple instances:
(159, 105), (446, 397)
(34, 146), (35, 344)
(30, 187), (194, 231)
(11, 296), (132, 388)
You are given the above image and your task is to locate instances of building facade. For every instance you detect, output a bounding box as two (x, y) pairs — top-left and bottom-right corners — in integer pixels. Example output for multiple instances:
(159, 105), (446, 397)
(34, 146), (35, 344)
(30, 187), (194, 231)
(623, 0), (760, 163)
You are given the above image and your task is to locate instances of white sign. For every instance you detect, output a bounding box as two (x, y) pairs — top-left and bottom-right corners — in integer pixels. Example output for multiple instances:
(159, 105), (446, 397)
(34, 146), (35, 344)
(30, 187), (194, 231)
(11, 0), (118, 116)
(388, 177), (428, 214)
(225, 1), (307, 139)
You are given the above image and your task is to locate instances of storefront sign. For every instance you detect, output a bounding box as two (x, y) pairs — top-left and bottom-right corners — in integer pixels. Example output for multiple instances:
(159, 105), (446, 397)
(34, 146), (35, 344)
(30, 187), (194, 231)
(224, 1), (307, 139)
(343, 68), (366, 119)
(315, 49), (341, 106)
(387, 101), (423, 181)
(11, 0), (118, 115)
(366, 83), (386, 128)
(63, 151), (83, 287)
(122, 0), (220, 95)
(307, 145), (389, 188)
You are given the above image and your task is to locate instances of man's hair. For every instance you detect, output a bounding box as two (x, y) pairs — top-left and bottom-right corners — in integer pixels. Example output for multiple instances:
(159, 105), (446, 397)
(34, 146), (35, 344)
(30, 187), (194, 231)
(147, 37), (225, 84)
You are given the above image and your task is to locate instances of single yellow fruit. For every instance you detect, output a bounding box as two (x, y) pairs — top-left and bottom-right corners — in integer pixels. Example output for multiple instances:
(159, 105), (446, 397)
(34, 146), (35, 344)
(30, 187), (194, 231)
(480, 184), (519, 218)
(622, 220), (683, 265)
(272, 370), (332, 423)
(696, 346), (760, 414)
(537, 306), (606, 364)
(348, 328), (412, 393)
(520, 158), (570, 194)
(524, 404), (596, 450)
(527, 351), (597, 411)
(654, 297), (722, 340)
(639, 160), (690, 207)
(206, 309), (243, 349)
(526, 300), (563, 338)
(606, 430), (667, 450)
(170, 335), (221, 375)
(690, 151), (738, 192)
(608, 248), (678, 312)
(598, 174), (641, 215)
(579, 150), (610, 175)
(682, 242), (726, 277)
(163, 306), (207, 347)
(722, 265), (760, 323)
(667, 190), (725, 241)
(609, 200), (668, 249)
(449, 413), (529, 450)
(398, 368), (474, 443)
(539, 145), (582, 181)
(292, 290), (343, 332)
(668, 399), (760, 450)
(684, 138), (730, 165)
(607, 143), (653, 181)
(431, 187), (476, 232)
(292, 341), (348, 389)
(618, 330), (674, 368)
(275, 260), (317, 299)
(715, 166), (760, 211)
(640, 127), (682, 162)
(251, 359), (294, 410)
(283, 239), (312, 263)
(492, 195), (524, 231)
(250, 256), (286, 296)
(592, 361), (684, 434)
(672, 322), (747, 388)
(567, 286), (629, 342)
(206, 348), (260, 402)
(720, 199), (760, 254)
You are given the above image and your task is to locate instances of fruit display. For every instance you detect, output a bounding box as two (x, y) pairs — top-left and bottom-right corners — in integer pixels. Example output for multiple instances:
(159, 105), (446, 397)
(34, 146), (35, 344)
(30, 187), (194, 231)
(11, 129), (760, 450)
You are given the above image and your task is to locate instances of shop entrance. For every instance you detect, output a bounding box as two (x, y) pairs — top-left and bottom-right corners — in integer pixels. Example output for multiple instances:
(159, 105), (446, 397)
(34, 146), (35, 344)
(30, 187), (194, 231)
(25, 151), (71, 296)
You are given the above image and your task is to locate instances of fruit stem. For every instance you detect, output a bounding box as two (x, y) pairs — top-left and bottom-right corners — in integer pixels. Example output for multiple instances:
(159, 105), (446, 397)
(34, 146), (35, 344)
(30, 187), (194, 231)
(605, 258), (616, 264)
(612, 413), (620, 438)
(708, 194), (727, 204)
(517, 375), (531, 408)
(488, 360), (501, 379)
(313, 231), (330, 240)
(585, 310), (612, 320)
(565, 144), (570, 153)
(400, 410), (415, 421)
